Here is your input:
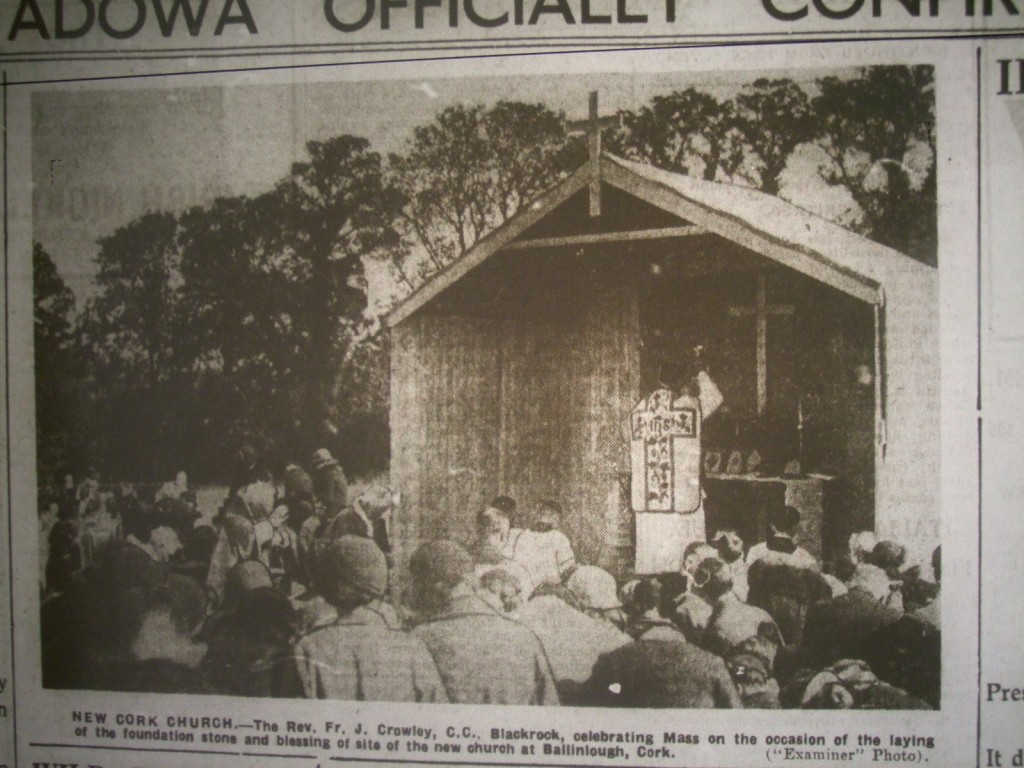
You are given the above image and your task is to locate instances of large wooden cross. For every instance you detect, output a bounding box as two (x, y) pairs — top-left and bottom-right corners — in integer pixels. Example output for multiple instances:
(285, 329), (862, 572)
(729, 272), (794, 417)
(567, 91), (618, 218)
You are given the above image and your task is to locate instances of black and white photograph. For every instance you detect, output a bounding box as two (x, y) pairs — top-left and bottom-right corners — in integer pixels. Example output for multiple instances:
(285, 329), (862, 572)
(31, 65), (940, 711)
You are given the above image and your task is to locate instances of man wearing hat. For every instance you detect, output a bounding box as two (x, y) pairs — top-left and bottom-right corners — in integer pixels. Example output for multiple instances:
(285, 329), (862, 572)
(311, 448), (349, 517)
(410, 540), (559, 705)
(93, 575), (212, 694)
(288, 536), (445, 702)
(801, 562), (903, 669)
(567, 565), (627, 632)
(583, 574), (742, 708)
(517, 567), (630, 703)
(298, 449), (350, 585)
(700, 557), (781, 657)
(282, 461), (316, 535)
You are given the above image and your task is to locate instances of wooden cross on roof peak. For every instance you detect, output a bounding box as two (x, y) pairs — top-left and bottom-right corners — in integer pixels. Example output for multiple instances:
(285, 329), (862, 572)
(567, 91), (619, 218)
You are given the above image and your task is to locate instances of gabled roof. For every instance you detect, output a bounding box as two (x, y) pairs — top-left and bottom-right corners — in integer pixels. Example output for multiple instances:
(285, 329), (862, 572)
(387, 153), (934, 327)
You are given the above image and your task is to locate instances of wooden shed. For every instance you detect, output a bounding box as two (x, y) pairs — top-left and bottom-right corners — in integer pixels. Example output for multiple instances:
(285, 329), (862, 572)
(385, 145), (939, 582)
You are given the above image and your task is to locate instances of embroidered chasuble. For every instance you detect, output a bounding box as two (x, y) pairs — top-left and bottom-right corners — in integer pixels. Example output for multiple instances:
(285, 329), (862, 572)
(629, 371), (723, 574)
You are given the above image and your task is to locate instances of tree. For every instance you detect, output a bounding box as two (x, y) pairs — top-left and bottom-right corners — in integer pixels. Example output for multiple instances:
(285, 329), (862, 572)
(391, 104), (490, 270)
(733, 78), (816, 196)
(278, 135), (403, 442)
(177, 136), (402, 468)
(607, 88), (744, 182)
(330, 325), (391, 478)
(177, 191), (302, 473)
(78, 211), (186, 478)
(812, 66), (936, 263)
(86, 211), (182, 391)
(482, 101), (583, 222)
(34, 243), (75, 355)
(390, 101), (583, 278)
(33, 242), (81, 485)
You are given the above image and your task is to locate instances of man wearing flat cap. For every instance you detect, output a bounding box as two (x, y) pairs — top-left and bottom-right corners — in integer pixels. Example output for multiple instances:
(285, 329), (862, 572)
(700, 557), (781, 657)
(410, 540), (559, 706)
(298, 449), (350, 585)
(287, 536), (445, 702)
(583, 574), (741, 709)
(311, 448), (348, 517)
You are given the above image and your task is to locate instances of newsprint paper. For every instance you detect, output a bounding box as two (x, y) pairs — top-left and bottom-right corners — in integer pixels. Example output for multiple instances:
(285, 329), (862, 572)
(0, 2), (1022, 767)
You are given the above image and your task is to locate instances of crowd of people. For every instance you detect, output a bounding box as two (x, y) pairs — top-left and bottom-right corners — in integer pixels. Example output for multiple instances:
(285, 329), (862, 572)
(39, 448), (940, 709)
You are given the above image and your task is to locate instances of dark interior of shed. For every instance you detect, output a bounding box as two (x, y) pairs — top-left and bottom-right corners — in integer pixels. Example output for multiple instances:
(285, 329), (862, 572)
(420, 184), (878, 541)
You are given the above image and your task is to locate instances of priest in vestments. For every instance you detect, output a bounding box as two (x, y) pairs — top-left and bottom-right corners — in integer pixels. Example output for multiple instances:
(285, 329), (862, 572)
(629, 360), (723, 575)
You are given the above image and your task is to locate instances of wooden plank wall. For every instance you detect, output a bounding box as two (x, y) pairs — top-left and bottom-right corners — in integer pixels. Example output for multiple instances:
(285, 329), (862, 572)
(390, 272), (640, 588)
(390, 313), (501, 591)
(577, 275), (640, 572)
(497, 274), (640, 571)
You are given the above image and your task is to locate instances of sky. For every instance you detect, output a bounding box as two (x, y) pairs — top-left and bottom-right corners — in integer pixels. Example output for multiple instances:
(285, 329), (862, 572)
(31, 66), (862, 314)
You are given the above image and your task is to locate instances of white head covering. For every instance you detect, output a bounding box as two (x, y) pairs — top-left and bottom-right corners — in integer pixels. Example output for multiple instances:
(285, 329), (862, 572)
(848, 563), (891, 602)
(849, 531), (879, 564)
(567, 565), (621, 610)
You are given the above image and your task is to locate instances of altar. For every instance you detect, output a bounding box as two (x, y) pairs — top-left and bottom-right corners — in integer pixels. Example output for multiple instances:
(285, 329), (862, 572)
(703, 473), (836, 562)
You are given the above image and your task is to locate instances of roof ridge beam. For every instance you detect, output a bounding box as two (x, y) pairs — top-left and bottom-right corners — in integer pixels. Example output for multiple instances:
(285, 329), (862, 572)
(504, 225), (706, 251)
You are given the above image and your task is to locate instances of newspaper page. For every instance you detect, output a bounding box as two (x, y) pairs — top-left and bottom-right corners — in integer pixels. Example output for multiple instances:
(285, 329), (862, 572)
(0, 3), (1019, 767)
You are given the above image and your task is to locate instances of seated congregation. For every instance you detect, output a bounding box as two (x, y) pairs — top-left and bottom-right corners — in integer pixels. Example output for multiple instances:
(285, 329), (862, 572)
(38, 455), (940, 709)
